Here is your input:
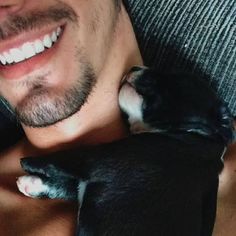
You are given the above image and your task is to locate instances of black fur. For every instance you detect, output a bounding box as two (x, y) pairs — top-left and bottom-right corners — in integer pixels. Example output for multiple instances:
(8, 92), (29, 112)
(19, 67), (234, 236)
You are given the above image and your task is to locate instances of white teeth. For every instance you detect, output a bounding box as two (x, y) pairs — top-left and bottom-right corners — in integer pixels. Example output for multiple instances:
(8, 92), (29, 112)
(56, 27), (62, 36)
(21, 42), (36, 59)
(51, 31), (57, 43)
(0, 54), (6, 65)
(3, 52), (13, 64)
(0, 26), (62, 65)
(43, 34), (53, 48)
(34, 39), (44, 53)
(10, 48), (25, 63)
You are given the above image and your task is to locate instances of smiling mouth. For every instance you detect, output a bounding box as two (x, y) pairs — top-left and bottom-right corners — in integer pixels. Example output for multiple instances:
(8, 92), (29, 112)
(0, 26), (63, 66)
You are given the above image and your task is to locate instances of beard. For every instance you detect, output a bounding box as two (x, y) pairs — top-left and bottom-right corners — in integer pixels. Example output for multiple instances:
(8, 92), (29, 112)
(15, 61), (97, 128)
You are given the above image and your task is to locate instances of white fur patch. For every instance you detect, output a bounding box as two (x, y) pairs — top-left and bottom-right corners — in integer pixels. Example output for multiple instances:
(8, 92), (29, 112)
(220, 147), (227, 162)
(16, 175), (49, 198)
(119, 82), (151, 134)
(119, 83), (150, 133)
(78, 181), (88, 205)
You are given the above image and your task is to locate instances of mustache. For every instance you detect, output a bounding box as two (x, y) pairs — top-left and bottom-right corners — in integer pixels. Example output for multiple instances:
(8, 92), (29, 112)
(0, 2), (78, 40)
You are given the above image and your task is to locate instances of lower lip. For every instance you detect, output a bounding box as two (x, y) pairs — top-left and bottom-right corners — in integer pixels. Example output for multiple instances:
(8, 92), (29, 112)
(0, 30), (64, 80)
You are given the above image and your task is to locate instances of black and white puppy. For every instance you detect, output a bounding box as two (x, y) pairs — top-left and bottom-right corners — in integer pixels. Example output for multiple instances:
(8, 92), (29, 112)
(17, 66), (234, 236)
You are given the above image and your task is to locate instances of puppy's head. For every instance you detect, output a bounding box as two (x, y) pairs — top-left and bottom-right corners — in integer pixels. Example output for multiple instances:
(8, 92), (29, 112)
(119, 66), (235, 145)
(119, 66), (151, 133)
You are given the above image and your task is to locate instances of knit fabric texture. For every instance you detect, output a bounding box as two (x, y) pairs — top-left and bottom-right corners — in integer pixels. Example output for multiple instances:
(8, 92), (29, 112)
(124, 0), (236, 115)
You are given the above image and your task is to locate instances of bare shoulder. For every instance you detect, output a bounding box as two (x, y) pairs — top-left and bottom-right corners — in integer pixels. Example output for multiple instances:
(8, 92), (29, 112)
(0, 139), (77, 236)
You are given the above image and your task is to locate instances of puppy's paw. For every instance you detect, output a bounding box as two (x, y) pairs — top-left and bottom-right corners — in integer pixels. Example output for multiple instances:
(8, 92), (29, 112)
(16, 175), (49, 198)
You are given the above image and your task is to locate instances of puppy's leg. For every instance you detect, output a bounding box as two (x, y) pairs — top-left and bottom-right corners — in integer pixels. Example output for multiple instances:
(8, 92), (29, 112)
(17, 156), (79, 200)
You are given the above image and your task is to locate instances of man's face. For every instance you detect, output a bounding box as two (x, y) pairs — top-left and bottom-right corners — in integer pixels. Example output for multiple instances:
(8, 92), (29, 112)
(0, 0), (120, 127)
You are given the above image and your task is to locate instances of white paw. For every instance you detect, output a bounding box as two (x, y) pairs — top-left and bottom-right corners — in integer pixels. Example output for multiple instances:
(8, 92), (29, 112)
(16, 175), (49, 198)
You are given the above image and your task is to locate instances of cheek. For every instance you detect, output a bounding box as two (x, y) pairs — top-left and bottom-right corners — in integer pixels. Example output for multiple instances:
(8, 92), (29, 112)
(0, 79), (19, 98)
(0, 84), (27, 107)
(74, 2), (118, 73)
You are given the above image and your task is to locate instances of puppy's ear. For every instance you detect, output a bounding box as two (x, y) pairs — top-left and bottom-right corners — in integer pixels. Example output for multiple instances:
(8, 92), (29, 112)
(217, 105), (235, 145)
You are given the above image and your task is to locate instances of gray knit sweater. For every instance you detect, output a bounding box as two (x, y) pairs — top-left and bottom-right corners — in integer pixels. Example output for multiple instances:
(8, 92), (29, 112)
(124, 0), (236, 115)
(0, 0), (236, 120)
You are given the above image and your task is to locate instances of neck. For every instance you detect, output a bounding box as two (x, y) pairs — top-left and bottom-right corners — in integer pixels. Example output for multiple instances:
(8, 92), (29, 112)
(22, 5), (143, 151)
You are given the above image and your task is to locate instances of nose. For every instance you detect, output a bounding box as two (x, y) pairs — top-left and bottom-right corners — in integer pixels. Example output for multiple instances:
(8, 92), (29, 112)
(0, 0), (25, 18)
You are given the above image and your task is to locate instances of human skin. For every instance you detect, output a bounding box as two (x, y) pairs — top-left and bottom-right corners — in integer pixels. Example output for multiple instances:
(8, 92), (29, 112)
(0, 1), (235, 236)
(0, 0), (142, 150)
(0, 0), (142, 235)
(0, 138), (77, 236)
